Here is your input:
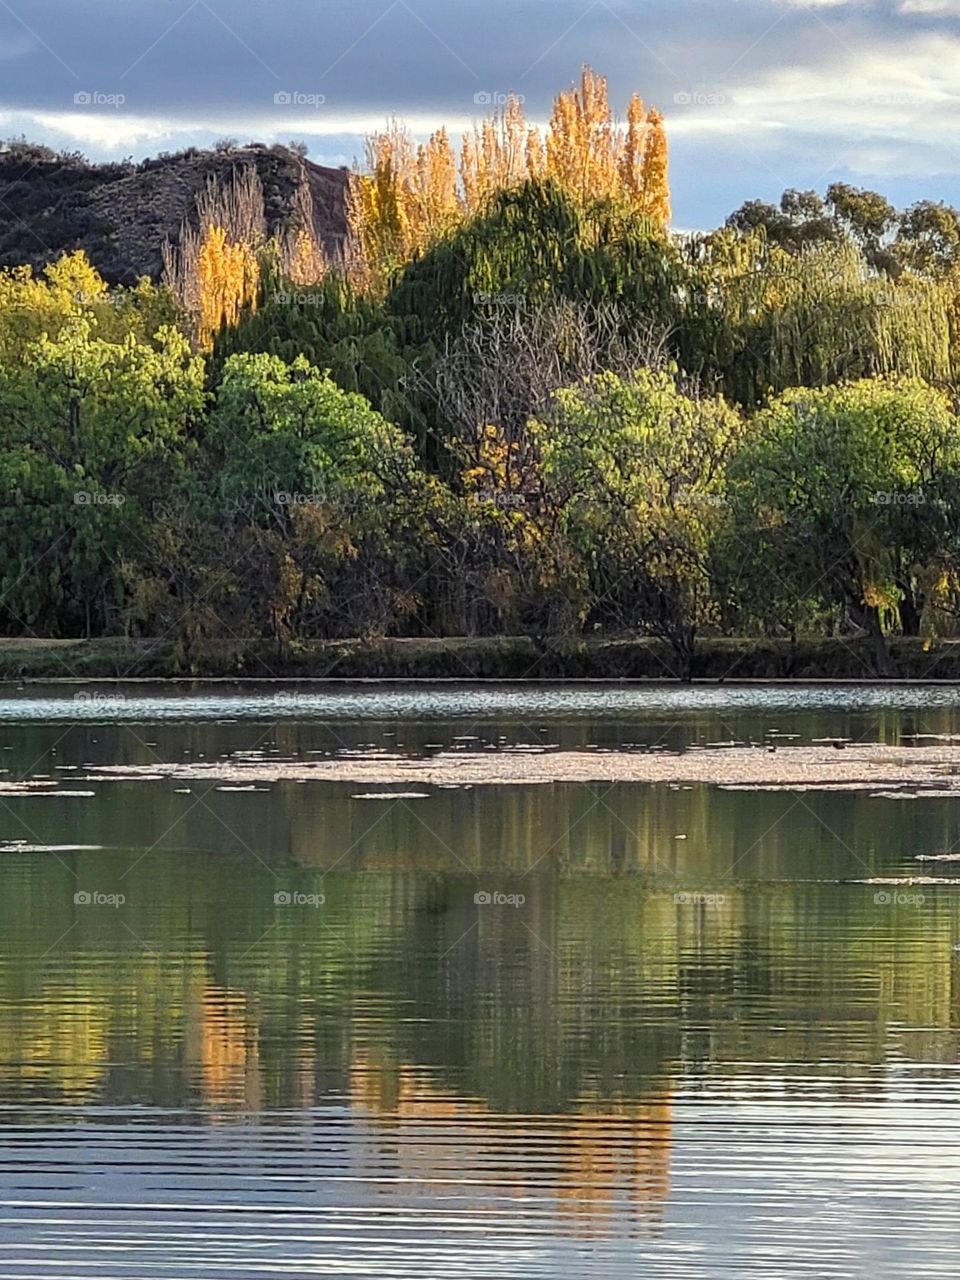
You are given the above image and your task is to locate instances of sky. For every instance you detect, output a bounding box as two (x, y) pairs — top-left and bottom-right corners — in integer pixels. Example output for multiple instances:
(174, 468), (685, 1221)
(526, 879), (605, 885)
(0, 0), (958, 228)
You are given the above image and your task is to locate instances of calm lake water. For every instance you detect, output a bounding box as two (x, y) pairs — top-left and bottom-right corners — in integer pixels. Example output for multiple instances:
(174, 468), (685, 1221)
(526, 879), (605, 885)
(1, 682), (960, 1277)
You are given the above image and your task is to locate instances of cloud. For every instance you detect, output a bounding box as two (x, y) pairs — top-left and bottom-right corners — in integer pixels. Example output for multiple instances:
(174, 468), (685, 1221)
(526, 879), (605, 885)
(1, 0), (960, 226)
(899, 0), (960, 12)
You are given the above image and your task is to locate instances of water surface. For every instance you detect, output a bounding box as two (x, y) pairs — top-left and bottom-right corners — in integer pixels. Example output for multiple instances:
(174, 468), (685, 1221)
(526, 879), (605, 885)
(0, 683), (959, 1277)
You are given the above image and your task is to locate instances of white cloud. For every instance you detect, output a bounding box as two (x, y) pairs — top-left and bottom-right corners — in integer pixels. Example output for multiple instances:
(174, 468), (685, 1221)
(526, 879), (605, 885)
(900, 0), (960, 13)
(667, 33), (960, 176)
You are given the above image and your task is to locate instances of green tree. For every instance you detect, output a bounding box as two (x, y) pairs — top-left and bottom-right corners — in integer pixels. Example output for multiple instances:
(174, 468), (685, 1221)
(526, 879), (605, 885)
(724, 377), (960, 673)
(533, 367), (743, 678)
(200, 352), (444, 646)
(0, 318), (204, 635)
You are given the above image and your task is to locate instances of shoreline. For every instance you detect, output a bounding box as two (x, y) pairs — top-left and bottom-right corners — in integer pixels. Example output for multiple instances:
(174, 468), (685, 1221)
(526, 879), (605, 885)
(4, 635), (960, 682)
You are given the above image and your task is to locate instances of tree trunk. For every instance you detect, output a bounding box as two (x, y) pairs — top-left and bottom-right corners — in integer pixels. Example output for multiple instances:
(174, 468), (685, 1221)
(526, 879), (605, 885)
(670, 625), (696, 683)
(863, 604), (899, 678)
(896, 579), (922, 637)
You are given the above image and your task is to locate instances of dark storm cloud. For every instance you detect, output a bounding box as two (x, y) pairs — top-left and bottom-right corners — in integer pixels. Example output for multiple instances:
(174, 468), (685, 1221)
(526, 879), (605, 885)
(0, 0), (884, 115)
(1, 0), (960, 226)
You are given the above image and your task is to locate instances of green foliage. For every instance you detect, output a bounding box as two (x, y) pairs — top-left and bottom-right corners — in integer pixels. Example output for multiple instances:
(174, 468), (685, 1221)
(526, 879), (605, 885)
(0, 317), (204, 635)
(387, 180), (682, 351)
(723, 377), (960, 663)
(534, 368), (743, 675)
(210, 275), (422, 443)
(680, 233), (953, 405)
(8, 170), (960, 679)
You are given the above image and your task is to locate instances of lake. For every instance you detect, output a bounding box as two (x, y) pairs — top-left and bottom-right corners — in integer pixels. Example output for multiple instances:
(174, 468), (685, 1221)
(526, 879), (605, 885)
(0, 682), (959, 1277)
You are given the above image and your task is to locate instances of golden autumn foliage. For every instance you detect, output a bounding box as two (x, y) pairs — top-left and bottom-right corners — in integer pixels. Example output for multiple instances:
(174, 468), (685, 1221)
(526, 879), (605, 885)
(348, 65), (670, 291)
(347, 121), (460, 290)
(545, 67), (669, 221)
(278, 170), (328, 286)
(461, 95), (533, 211)
(164, 162), (327, 347)
(196, 225), (260, 351)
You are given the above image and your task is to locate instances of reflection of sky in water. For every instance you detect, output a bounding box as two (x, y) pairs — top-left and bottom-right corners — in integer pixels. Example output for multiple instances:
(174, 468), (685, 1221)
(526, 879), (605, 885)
(4, 680), (960, 721)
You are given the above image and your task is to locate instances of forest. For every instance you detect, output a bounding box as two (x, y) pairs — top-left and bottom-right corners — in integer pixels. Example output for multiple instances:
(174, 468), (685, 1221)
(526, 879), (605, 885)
(5, 67), (960, 677)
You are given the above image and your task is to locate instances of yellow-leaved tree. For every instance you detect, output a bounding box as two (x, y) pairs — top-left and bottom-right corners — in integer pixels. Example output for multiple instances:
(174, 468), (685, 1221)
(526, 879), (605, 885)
(163, 166), (266, 349)
(347, 121), (460, 291)
(546, 67), (669, 220)
(348, 66), (670, 293)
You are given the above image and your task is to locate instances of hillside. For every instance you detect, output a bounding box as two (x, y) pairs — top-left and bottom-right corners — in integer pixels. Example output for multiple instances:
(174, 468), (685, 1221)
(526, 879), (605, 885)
(0, 140), (350, 284)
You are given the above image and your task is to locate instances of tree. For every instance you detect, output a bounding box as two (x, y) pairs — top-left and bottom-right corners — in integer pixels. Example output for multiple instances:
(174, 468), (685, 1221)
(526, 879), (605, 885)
(724, 378), (960, 673)
(0, 318), (204, 635)
(825, 183), (898, 273)
(163, 166), (267, 349)
(681, 232), (954, 405)
(532, 368), (743, 678)
(0, 251), (178, 361)
(346, 122), (460, 293)
(199, 352), (442, 645)
(895, 200), (960, 276)
(347, 67), (671, 294)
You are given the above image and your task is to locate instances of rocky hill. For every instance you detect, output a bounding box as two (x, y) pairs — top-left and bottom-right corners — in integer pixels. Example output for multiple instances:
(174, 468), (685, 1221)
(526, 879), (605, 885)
(0, 140), (350, 284)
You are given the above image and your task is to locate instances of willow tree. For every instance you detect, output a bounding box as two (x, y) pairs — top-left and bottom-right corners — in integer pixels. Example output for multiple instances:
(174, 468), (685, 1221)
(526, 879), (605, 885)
(681, 231), (955, 404)
(388, 179), (681, 346)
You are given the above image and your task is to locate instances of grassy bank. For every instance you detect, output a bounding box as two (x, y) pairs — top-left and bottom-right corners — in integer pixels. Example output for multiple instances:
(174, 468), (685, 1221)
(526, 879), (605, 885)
(3, 635), (960, 681)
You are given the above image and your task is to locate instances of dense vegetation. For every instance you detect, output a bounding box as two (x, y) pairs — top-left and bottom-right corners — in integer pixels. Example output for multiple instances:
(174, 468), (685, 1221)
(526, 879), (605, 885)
(5, 68), (960, 677)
